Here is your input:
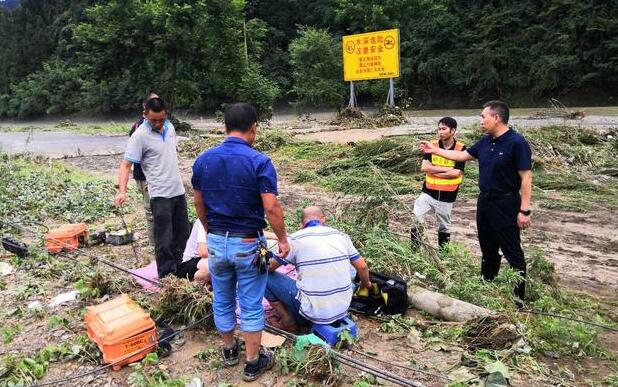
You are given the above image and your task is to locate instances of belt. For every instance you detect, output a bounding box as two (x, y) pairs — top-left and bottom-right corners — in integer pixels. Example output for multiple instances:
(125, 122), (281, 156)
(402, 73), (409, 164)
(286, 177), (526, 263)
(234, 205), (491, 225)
(208, 230), (260, 238)
(479, 191), (516, 198)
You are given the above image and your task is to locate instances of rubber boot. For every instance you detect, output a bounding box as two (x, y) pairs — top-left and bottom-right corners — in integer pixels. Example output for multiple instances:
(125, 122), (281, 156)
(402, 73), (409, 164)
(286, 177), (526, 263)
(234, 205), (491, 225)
(438, 232), (450, 249)
(410, 225), (423, 250)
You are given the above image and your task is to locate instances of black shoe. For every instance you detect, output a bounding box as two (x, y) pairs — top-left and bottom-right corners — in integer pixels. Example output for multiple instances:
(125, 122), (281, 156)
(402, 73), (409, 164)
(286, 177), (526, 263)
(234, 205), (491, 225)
(221, 338), (240, 367)
(410, 225), (423, 249)
(243, 350), (275, 382)
(438, 232), (450, 249)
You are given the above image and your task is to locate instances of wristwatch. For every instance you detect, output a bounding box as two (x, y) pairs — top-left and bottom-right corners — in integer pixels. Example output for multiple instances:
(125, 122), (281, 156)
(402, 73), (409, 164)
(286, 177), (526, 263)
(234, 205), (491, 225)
(519, 209), (532, 216)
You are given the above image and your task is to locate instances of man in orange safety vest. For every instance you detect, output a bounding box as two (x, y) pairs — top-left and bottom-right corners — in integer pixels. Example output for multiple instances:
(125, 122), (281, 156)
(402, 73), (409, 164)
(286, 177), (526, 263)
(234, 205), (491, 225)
(411, 117), (466, 249)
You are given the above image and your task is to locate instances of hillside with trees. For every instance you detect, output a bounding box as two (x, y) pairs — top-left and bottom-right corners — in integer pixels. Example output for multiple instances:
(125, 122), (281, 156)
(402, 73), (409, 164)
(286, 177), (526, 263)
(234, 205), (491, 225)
(0, 0), (616, 117)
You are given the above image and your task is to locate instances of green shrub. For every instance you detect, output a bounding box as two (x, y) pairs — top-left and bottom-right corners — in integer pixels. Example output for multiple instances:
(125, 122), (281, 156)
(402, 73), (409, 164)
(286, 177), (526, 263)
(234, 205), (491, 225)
(289, 27), (346, 106)
(237, 64), (280, 119)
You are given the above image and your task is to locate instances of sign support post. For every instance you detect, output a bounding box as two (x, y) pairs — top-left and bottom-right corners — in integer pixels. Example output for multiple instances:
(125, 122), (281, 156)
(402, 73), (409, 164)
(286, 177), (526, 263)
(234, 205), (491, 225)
(348, 82), (357, 108)
(386, 78), (395, 106)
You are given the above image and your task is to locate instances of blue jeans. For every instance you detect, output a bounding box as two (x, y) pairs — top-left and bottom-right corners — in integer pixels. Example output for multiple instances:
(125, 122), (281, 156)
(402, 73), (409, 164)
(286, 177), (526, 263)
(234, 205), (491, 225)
(264, 272), (308, 325)
(207, 233), (267, 333)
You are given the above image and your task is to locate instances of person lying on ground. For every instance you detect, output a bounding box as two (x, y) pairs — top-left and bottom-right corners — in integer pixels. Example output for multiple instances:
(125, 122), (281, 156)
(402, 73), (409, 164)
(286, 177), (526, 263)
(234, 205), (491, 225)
(264, 206), (372, 332)
(176, 218), (210, 285)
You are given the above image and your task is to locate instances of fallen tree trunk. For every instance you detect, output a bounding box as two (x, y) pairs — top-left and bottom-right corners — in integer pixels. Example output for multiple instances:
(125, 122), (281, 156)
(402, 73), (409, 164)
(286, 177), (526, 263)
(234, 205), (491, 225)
(407, 286), (493, 322)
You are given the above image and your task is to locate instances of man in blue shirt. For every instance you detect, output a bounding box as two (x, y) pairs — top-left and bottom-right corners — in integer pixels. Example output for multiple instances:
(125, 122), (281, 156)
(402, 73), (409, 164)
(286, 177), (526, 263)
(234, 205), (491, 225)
(420, 101), (532, 305)
(191, 103), (290, 382)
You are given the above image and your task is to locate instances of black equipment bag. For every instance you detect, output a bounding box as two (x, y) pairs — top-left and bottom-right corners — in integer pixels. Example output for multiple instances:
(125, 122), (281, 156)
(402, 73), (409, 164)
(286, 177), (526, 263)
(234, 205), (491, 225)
(350, 271), (408, 315)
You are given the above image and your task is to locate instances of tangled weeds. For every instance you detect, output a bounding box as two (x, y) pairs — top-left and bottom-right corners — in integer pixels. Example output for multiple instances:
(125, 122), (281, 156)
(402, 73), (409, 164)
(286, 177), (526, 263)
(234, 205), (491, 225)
(277, 344), (340, 386)
(330, 106), (408, 128)
(374, 105), (408, 127)
(318, 139), (421, 177)
(169, 117), (192, 133)
(76, 270), (137, 301)
(152, 277), (214, 327)
(177, 127), (292, 159)
(301, 345), (340, 385)
(254, 127), (293, 152)
(329, 107), (372, 128)
(177, 136), (220, 158)
(531, 99), (586, 120)
(462, 315), (521, 350)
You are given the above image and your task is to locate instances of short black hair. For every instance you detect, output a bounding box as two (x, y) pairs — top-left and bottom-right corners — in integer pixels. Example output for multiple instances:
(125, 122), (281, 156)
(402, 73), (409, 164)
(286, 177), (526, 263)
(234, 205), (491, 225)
(224, 103), (258, 133)
(483, 100), (510, 124)
(438, 116), (457, 130)
(145, 97), (167, 113)
(144, 90), (159, 103)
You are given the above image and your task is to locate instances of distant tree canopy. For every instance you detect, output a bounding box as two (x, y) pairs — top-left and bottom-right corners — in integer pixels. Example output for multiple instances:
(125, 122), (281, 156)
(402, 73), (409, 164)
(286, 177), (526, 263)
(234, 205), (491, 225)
(0, 0), (616, 117)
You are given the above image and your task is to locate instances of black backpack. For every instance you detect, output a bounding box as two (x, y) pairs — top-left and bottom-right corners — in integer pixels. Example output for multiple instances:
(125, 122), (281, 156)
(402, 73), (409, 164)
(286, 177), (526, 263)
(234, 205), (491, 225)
(350, 272), (408, 315)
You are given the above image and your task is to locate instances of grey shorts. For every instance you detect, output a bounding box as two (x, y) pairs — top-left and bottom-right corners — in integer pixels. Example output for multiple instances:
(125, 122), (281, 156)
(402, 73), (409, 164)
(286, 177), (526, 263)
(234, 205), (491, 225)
(413, 192), (453, 233)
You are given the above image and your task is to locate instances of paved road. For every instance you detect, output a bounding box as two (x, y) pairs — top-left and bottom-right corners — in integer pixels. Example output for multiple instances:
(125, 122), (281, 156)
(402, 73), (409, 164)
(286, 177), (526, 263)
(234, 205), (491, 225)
(0, 131), (128, 158)
(1, 111), (616, 156)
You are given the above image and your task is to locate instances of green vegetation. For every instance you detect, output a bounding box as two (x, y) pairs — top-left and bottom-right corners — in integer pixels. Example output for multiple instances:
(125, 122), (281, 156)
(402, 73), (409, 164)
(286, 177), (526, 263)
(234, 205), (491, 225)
(0, 125), (616, 385)
(126, 353), (187, 387)
(276, 344), (340, 385)
(194, 347), (224, 370)
(151, 277), (214, 325)
(1, 1), (616, 117)
(0, 153), (135, 228)
(263, 125), (617, 377)
(1, 324), (22, 344)
(268, 125), (618, 211)
(0, 340), (98, 385)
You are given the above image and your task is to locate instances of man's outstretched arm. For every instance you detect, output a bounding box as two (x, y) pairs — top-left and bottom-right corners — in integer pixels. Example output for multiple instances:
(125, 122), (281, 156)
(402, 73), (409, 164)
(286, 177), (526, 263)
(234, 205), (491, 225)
(420, 140), (474, 162)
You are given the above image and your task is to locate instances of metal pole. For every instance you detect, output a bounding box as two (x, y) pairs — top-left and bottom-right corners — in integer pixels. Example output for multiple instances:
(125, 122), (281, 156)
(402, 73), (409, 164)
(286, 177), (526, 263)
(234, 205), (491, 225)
(386, 78), (395, 106)
(348, 81), (357, 109)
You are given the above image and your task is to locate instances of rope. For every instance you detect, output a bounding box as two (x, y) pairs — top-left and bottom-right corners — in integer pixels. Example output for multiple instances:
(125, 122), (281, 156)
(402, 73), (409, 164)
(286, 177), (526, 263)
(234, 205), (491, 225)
(521, 310), (618, 332)
(32, 312), (214, 386)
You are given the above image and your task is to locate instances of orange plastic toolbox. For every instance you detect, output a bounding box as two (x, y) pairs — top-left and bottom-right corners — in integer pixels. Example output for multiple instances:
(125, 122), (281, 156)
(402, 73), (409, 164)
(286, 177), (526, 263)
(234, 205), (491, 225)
(85, 294), (157, 370)
(44, 223), (89, 253)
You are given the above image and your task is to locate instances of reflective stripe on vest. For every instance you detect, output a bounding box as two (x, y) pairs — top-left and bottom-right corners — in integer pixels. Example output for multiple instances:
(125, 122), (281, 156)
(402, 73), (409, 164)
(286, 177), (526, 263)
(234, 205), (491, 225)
(425, 140), (465, 192)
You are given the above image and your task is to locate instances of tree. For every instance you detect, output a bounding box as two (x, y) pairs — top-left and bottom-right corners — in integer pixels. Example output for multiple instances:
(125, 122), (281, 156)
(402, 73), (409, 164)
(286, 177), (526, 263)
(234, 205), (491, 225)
(289, 27), (346, 106)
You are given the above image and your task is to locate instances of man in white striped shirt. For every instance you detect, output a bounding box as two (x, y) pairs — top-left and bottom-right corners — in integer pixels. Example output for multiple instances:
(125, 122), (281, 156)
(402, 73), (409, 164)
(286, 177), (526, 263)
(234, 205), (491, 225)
(266, 206), (371, 331)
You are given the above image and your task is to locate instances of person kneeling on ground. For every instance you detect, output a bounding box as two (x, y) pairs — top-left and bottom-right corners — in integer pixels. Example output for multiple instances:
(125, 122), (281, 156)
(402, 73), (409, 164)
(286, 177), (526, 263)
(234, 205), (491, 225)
(175, 218), (210, 285)
(265, 206), (372, 332)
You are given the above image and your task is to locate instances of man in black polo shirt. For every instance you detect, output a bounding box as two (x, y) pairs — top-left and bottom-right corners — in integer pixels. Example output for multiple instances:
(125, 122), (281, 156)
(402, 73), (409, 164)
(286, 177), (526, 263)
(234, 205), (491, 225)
(420, 101), (532, 304)
(192, 103), (290, 382)
(412, 117), (466, 249)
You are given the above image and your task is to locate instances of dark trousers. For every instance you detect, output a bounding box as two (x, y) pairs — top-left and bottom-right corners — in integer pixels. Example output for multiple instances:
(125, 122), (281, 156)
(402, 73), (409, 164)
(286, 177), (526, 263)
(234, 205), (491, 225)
(477, 193), (526, 300)
(150, 195), (190, 278)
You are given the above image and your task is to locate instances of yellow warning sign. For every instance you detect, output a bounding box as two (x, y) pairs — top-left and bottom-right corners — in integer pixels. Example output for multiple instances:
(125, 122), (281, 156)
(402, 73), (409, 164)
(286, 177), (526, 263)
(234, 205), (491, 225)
(342, 29), (400, 81)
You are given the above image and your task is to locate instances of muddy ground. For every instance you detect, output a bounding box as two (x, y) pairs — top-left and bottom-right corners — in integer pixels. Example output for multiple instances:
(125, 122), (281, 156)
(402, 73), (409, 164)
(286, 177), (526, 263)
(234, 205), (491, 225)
(2, 111), (618, 386)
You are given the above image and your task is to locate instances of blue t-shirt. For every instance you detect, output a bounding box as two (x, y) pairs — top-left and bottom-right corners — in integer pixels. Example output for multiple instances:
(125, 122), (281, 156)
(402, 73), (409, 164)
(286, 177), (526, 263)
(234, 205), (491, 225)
(466, 129), (532, 194)
(191, 137), (278, 233)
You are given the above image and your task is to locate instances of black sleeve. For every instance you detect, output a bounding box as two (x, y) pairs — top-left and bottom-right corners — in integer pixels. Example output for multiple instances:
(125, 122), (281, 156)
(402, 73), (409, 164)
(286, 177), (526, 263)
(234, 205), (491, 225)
(423, 153), (431, 161)
(454, 145), (466, 171)
(129, 117), (145, 137)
